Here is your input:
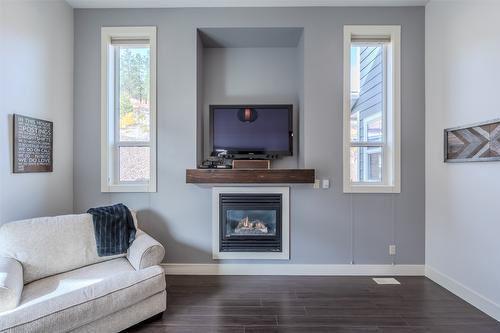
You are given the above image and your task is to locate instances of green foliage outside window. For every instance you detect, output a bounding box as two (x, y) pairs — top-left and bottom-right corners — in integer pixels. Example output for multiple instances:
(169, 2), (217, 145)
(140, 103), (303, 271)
(119, 47), (150, 109)
(118, 46), (150, 140)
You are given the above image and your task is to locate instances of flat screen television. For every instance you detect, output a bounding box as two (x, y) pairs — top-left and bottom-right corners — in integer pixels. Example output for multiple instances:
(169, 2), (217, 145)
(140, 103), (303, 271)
(210, 105), (293, 157)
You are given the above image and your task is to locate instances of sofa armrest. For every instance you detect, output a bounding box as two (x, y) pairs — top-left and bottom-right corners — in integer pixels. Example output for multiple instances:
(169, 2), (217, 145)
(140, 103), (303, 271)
(0, 257), (23, 313)
(127, 230), (165, 270)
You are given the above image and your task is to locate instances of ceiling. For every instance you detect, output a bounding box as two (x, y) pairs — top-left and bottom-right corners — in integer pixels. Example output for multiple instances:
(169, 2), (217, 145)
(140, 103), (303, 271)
(66, 0), (430, 8)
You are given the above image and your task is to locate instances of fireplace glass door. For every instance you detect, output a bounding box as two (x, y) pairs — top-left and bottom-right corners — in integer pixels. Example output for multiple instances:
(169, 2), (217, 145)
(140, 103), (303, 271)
(220, 194), (282, 252)
(226, 210), (277, 237)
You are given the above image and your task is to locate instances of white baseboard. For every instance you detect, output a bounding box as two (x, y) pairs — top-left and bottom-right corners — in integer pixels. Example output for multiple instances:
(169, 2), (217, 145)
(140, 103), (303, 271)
(425, 265), (500, 322)
(162, 263), (425, 276)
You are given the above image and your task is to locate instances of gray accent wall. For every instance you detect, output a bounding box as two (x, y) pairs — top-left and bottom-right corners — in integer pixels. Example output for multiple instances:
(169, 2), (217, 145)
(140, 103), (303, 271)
(74, 7), (425, 264)
(202, 46), (301, 168)
(0, 0), (74, 225)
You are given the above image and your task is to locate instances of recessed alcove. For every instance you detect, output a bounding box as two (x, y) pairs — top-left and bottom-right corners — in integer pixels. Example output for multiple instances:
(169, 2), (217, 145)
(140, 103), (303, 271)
(196, 27), (305, 169)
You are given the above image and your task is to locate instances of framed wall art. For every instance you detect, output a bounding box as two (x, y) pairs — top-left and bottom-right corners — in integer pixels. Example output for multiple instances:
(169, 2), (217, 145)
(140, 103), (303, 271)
(13, 114), (53, 173)
(444, 118), (500, 163)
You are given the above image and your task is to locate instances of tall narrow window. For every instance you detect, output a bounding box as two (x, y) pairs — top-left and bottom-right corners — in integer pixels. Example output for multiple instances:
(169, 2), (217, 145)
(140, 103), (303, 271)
(101, 27), (157, 192)
(343, 26), (400, 193)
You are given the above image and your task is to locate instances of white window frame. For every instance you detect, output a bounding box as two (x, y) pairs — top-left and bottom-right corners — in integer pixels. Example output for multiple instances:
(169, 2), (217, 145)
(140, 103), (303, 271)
(101, 26), (157, 193)
(343, 25), (401, 193)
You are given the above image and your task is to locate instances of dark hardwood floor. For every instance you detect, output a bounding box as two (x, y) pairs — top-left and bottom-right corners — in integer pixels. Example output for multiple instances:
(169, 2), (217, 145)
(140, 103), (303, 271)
(125, 275), (500, 333)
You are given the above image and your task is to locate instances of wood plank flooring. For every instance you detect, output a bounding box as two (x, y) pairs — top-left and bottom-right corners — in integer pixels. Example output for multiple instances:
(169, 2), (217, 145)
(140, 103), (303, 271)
(124, 275), (500, 333)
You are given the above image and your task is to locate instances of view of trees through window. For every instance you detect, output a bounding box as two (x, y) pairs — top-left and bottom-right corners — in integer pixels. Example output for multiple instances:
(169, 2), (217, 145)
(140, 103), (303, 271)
(119, 46), (150, 142)
(117, 45), (151, 182)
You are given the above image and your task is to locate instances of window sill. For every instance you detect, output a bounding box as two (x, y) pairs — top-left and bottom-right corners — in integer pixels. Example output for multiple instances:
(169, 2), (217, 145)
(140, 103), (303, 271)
(343, 184), (400, 194)
(101, 184), (156, 193)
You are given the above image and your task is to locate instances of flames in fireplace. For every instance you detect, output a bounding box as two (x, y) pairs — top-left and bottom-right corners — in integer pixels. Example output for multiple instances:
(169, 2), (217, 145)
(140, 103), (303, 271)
(235, 216), (269, 235)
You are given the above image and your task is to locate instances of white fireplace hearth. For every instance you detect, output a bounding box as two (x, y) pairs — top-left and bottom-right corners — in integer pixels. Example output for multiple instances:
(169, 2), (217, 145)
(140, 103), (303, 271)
(212, 187), (290, 260)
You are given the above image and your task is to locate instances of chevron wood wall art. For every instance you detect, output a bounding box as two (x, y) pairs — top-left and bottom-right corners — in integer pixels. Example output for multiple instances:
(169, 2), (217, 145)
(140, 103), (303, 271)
(445, 119), (500, 162)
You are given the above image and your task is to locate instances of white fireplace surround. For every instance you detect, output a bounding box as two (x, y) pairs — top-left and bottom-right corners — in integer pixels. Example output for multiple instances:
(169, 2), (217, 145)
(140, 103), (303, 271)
(212, 187), (290, 260)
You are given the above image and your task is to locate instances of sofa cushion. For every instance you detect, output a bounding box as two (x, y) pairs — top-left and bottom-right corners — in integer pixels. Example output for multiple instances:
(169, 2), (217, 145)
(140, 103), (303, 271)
(0, 213), (127, 284)
(0, 258), (165, 332)
(130, 209), (139, 228)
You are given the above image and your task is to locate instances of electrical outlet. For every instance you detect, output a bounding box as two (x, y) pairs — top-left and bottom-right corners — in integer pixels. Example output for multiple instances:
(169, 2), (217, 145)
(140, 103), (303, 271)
(313, 179), (320, 189)
(322, 179), (330, 189)
(389, 245), (396, 256)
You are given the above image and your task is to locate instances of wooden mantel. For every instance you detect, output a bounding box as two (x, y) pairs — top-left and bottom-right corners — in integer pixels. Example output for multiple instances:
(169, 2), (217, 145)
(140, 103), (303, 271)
(186, 169), (315, 184)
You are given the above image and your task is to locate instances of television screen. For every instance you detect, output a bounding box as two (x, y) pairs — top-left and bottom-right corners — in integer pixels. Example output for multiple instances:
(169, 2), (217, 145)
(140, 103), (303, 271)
(211, 105), (293, 156)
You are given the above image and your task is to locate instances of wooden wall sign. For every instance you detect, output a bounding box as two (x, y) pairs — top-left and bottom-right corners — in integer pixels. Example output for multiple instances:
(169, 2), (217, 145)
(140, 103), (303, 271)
(13, 114), (53, 173)
(444, 118), (500, 162)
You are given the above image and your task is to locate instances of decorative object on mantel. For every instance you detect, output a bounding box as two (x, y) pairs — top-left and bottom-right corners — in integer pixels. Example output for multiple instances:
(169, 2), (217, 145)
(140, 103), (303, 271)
(13, 114), (53, 173)
(444, 118), (500, 162)
(232, 159), (270, 169)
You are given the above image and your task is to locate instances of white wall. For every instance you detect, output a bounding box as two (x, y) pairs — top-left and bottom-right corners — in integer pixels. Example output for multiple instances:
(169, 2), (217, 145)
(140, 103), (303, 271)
(0, 0), (74, 224)
(426, 0), (500, 321)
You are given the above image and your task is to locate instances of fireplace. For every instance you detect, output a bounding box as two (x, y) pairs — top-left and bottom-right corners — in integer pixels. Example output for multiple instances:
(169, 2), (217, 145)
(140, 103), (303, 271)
(220, 194), (282, 252)
(212, 187), (290, 260)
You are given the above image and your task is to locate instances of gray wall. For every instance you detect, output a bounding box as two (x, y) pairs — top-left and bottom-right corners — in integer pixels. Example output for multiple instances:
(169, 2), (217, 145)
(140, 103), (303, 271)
(0, 0), (74, 225)
(426, 1), (500, 319)
(202, 47), (300, 169)
(74, 7), (425, 264)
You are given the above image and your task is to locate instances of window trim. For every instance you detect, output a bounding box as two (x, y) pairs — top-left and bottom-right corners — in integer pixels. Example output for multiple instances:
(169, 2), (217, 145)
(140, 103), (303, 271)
(362, 112), (384, 182)
(100, 26), (157, 193)
(343, 25), (401, 194)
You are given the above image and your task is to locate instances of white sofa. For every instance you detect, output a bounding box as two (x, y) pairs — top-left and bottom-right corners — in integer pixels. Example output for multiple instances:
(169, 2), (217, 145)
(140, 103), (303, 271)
(0, 212), (166, 333)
